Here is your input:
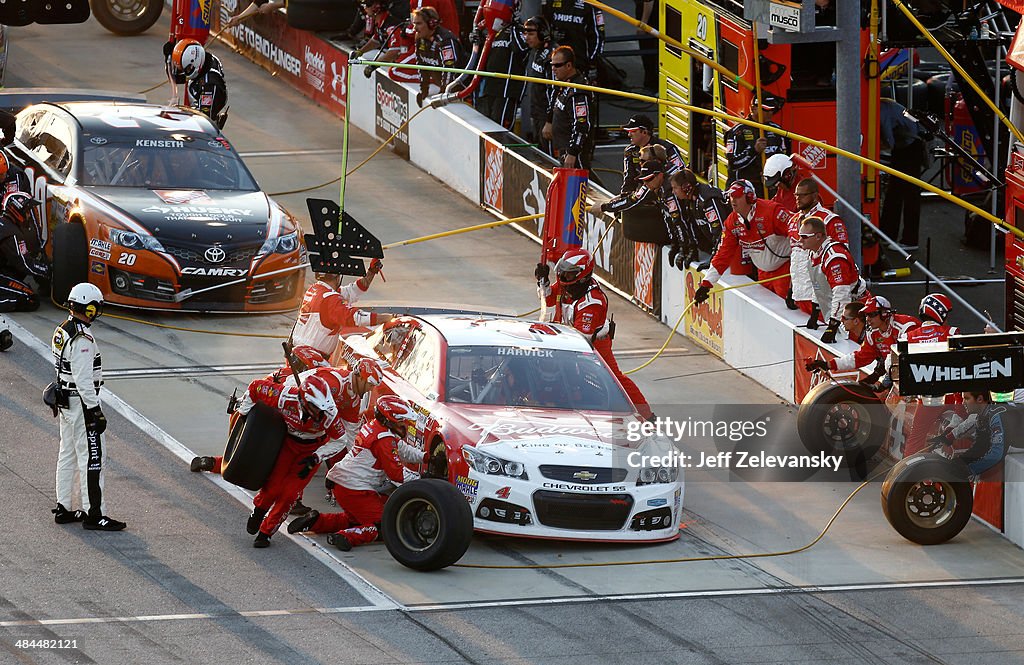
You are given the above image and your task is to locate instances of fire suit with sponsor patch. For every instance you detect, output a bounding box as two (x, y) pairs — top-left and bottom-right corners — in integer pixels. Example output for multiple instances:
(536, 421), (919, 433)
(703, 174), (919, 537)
(724, 118), (790, 185)
(942, 406), (1008, 476)
(788, 203), (849, 304)
(540, 279), (652, 418)
(601, 178), (696, 256)
(543, 0), (605, 71)
(238, 378), (347, 536)
(292, 279), (382, 359)
(809, 239), (869, 324)
(416, 26), (463, 103)
(303, 419), (423, 547)
(702, 198), (792, 298)
(688, 182), (728, 254)
(548, 72), (594, 168)
(52, 317), (107, 518)
(478, 23), (530, 129)
(185, 52), (228, 129)
(0, 213), (48, 311)
(526, 41), (556, 153)
(900, 321), (963, 456)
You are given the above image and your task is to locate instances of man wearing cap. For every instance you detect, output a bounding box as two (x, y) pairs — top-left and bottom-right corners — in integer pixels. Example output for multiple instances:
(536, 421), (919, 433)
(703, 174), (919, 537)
(543, 45), (594, 169)
(589, 160), (697, 269)
(724, 95), (790, 186)
(805, 295), (919, 380)
(693, 179), (792, 304)
(620, 114), (685, 197)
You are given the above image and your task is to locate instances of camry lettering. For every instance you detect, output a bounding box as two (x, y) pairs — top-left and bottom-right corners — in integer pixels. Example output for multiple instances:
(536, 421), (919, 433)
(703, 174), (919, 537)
(180, 267), (248, 276)
(135, 139), (185, 148)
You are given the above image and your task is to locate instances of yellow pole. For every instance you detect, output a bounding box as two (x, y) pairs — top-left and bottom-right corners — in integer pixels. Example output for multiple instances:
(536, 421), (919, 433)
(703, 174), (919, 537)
(383, 213), (543, 249)
(583, 0), (756, 92)
(751, 24), (767, 197)
(865, 0), (880, 202)
(889, 0), (1024, 146)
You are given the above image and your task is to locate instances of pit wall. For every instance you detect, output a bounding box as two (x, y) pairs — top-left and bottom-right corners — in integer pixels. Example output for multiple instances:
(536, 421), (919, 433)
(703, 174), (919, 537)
(220, 13), (1023, 550)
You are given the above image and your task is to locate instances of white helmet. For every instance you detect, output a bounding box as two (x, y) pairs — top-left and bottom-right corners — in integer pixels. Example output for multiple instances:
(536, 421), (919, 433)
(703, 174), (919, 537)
(67, 282), (104, 321)
(299, 375), (338, 428)
(172, 39), (206, 80)
(763, 153), (794, 179)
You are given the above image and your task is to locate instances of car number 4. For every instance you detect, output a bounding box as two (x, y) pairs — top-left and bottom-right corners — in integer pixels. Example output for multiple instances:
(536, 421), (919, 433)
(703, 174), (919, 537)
(118, 253), (137, 266)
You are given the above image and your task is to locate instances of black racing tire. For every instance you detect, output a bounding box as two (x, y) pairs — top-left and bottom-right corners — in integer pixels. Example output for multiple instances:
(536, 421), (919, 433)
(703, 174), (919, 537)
(90, 0), (162, 35)
(221, 402), (286, 491)
(381, 478), (473, 571)
(286, 0), (360, 32)
(797, 381), (887, 464)
(881, 453), (973, 545)
(51, 224), (88, 305)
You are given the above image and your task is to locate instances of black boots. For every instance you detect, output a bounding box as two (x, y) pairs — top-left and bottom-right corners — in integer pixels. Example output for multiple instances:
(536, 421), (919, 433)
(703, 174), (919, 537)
(246, 507), (268, 535)
(287, 510), (320, 534)
(52, 503), (86, 524)
(83, 515), (127, 531)
(190, 456), (215, 472)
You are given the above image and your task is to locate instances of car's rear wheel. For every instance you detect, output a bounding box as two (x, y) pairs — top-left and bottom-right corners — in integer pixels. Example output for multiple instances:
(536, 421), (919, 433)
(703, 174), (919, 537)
(382, 479), (473, 571)
(90, 0), (162, 35)
(51, 224), (88, 305)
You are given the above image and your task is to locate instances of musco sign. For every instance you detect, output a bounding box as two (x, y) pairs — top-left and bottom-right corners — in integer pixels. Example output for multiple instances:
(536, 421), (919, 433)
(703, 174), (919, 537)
(896, 335), (1024, 395)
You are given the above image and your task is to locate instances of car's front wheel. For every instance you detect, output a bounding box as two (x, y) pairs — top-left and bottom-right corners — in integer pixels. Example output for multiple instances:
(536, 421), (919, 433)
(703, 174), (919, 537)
(90, 0), (162, 35)
(51, 224), (88, 304)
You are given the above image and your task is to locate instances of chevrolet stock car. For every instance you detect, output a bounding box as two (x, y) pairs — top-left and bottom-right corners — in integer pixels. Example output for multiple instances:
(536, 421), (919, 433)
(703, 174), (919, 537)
(7, 100), (305, 311)
(332, 314), (685, 543)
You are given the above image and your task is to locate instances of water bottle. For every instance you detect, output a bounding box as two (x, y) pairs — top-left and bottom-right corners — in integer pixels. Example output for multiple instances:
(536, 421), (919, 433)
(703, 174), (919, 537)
(881, 267), (911, 278)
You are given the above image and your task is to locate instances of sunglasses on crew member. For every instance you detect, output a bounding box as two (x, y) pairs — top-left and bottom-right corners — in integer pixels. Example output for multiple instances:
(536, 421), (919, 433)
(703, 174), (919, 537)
(550, 60), (569, 68)
(798, 232), (819, 239)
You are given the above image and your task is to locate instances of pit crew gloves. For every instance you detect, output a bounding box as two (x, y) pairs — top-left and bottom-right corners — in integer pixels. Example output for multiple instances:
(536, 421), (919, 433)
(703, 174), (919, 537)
(297, 455), (318, 480)
(85, 406), (107, 435)
(820, 319), (840, 344)
(693, 282), (711, 305)
(805, 358), (829, 373)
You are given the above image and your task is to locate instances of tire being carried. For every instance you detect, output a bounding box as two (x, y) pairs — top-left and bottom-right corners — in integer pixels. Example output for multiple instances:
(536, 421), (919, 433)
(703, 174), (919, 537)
(51, 223), (88, 304)
(382, 478), (473, 571)
(221, 402), (286, 491)
(881, 453), (973, 546)
(90, 0), (162, 35)
(797, 381), (887, 463)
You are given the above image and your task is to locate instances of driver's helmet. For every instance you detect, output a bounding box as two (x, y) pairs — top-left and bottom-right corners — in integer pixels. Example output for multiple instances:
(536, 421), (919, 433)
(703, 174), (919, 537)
(374, 394), (417, 436)
(919, 293), (952, 324)
(172, 39), (207, 80)
(3, 191), (36, 227)
(300, 375), (338, 428)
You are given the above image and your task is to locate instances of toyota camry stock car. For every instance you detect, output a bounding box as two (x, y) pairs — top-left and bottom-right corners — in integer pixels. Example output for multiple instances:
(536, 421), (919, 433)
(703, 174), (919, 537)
(332, 314), (684, 543)
(6, 99), (305, 311)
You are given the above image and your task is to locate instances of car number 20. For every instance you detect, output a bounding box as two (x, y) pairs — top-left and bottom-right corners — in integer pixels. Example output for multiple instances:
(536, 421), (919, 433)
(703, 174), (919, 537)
(118, 253), (137, 266)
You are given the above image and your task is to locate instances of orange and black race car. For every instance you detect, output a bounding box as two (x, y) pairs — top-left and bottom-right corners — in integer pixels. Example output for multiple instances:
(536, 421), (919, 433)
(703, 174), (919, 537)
(7, 100), (305, 312)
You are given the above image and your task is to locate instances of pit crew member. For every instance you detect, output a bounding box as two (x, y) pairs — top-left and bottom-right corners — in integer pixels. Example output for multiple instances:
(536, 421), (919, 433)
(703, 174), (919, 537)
(787, 179), (849, 320)
(287, 395), (424, 550)
(171, 39), (229, 129)
(724, 95), (790, 186)
(478, 20), (530, 129)
(620, 114), (684, 197)
(542, 0), (605, 72)
(693, 179), (792, 304)
(0, 192), (49, 314)
(413, 6), (464, 106)
(543, 45), (594, 169)
(536, 248), (653, 419)
(797, 216), (868, 345)
(523, 16), (557, 154)
(930, 391), (1007, 477)
(669, 169), (725, 259)
(763, 153), (798, 213)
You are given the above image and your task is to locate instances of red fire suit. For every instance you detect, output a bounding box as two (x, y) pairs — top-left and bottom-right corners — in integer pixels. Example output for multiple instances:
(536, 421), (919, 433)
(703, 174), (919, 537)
(788, 202), (849, 308)
(702, 198), (792, 298)
(900, 321), (963, 456)
(238, 377), (347, 537)
(825, 314), (920, 372)
(809, 239), (869, 323)
(292, 279), (383, 359)
(772, 184), (796, 214)
(540, 280), (653, 419)
(302, 419), (421, 547)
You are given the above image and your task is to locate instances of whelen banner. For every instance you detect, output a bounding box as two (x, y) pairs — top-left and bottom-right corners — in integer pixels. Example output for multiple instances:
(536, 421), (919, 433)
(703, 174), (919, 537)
(216, 3), (348, 114)
(478, 133), (659, 313)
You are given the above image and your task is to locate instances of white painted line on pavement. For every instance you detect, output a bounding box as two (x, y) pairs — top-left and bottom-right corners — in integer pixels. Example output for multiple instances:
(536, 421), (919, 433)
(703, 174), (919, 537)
(7, 319), (403, 612)
(4, 577), (1023, 628)
(104, 362), (280, 379)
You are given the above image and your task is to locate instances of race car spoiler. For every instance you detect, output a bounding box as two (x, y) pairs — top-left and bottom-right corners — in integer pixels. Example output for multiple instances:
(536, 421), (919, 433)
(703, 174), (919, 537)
(895, 332), (1024, 396)
(0, 88), (147, 113)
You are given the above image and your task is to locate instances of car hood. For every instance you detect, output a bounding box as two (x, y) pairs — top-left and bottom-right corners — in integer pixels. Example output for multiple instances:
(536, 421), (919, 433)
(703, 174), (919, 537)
(445, 404), (640, 452)
(83, 187), (281, 243)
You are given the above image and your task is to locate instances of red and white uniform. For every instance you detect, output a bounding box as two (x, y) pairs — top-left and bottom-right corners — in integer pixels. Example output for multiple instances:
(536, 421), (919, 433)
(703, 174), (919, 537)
(788, 203), (849, 304)
(772, 184), (796, 214)
(292, 279), (380, 358)
(539, 280), (652, 419)
(900, 321), (962, 456)
(703, 198), (792, 298)
(809, 239), (868, 322)
(383, 23), (419, 83)
(238, 378), (347, 536)
(305, 420), (422, 547)
(827, 314), (920, 372)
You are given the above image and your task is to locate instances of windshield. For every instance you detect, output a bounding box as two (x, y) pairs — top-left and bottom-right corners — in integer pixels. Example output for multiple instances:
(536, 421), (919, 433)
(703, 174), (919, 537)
(446, 345), (634, 412)
(80, 137), (259, 190)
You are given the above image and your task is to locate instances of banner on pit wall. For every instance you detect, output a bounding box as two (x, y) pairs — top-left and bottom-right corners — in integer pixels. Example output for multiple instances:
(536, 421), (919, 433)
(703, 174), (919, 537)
(216, 4), (348, 115)
(374, 75), (410, 160)
(791, 330), (866, 404)
(478, 133), (658, 315)
(682, 267), (723, 357)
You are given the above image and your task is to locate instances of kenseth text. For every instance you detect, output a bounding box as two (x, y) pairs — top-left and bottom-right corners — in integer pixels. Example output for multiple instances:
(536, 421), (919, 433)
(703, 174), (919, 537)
(626, 416), (770, 443)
